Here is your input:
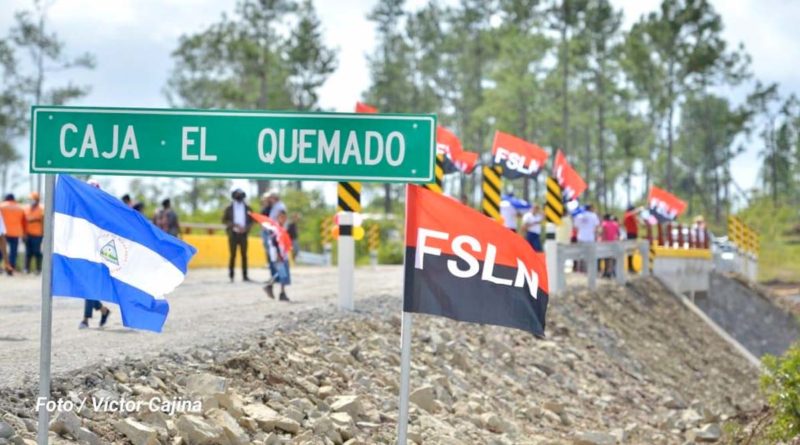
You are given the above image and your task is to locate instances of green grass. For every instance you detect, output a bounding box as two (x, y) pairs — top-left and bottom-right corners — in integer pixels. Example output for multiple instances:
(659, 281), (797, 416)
(736, 197), (800, 283)
(758, 240), (800, 282)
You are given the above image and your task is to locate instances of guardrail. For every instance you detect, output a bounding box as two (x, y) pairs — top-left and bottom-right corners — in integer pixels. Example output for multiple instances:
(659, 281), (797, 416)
(546, 240), (649, 294)
(181, 222), (226, 235)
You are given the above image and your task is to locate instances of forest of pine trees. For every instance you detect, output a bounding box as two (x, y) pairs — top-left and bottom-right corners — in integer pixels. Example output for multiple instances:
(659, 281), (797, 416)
(1, 0), (799, 225)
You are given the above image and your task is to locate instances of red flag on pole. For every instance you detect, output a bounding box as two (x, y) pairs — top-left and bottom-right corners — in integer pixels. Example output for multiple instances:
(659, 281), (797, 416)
(491, 130), (549, 179)
(249, 212), (293, 255)
(647, 186), (687, 222)
(355, 102), (378, 114)
(437, 126), (478, 174)
(403, 185), (549, 336)
(450, 149), (478, 174)
(553, 150), (587, 200)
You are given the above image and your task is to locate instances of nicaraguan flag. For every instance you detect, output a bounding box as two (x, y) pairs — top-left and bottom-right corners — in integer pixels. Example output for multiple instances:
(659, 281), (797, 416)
(52, 175), (196, 332)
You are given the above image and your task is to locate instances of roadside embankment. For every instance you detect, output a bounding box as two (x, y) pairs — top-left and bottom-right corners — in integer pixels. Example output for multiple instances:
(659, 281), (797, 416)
(0, 277), (760, 444)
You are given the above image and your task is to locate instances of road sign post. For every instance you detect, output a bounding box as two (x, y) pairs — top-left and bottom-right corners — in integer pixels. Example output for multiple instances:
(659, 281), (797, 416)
(31, 106), (436, 183)
(337, 212), (355, 311)
(31, 106), (437, 444)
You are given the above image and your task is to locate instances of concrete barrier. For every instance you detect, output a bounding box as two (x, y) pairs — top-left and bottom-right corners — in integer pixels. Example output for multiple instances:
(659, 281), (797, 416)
(547, 240), (649, 294)
(182, 234), (266, 268)
(652, 247), (713, 296)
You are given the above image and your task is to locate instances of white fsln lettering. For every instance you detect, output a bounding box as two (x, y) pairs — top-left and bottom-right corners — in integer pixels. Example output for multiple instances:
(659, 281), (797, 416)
(415, 228), (448, 270)
(447, 235), (480, 278)
(481, 243), (513, 286)
(415, 227), (540, 298)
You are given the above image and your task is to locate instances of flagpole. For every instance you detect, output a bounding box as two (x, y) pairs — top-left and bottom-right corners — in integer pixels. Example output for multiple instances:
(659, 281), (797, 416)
(397, 311), (413, 444)
(397, 184), (413, 444)
(37, 174), (56, 445)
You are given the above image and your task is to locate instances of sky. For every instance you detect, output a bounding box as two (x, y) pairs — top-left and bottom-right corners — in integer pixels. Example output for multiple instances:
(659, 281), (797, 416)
(1, 0), (798, 207)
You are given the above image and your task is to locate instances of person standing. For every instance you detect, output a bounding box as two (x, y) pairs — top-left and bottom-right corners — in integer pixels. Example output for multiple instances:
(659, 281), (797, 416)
(0, 194), (25, 272)
(573, 204), (600, 272)
(266, 189), (287, 220)
(287, 213), (300, 259)
(81, 180), (111, 328)
(263, 210), (291, 301)
(600, 214), (621, 277)
(522, 205), (544, 252)
(692, 215), (707, 247)
(499, 191), (529, 232)
(223, 189), (253, 282)
(154, 199), (180, 237)
(23, 192), (44, 274)
(0, 215), (11, 275)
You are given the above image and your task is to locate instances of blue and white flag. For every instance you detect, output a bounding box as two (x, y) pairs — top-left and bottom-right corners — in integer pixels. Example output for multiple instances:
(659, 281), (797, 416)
(52, 175), (196, 332)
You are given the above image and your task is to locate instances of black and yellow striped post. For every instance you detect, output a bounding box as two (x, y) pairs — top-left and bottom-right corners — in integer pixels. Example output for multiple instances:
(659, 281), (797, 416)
(544, 176), (563, 225)
(422, 154), (444, 194)
(368, 224), (380, 252)
(649, 238), (656, 274)
(481, 165), (503, 221)
(337, 182), (362, 213)
(368, 223), (380, 266)
(320, 215), (334, 266)
(320, 215), (334, 246)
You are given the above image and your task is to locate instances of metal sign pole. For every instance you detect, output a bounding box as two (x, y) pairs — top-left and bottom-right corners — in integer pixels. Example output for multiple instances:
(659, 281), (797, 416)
(396, 311), (413, 444)
(396, 185), (412, 444)
(337, 211), (355, 311)
(37, 174), (57, 445)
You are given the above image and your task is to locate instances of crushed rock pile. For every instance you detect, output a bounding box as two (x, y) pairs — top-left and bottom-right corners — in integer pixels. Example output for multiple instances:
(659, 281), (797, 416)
(0, 278), (761, 444)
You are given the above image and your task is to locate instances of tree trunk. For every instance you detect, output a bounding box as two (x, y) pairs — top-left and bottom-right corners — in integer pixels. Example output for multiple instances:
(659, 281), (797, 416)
(597, 68), (607, 211)
(256, 65), (271, 198)
(665, 63), (675, 190)
(383, 184), (392, 214)
(561, 1), (570, 153)
(189, 178), (199, 214)
(583, 127), (592, 201)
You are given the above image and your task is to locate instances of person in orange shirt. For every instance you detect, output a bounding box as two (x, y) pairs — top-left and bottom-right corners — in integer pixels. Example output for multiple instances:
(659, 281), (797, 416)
(0, 215), (12, 274)
(0, 194), (25, 271)
(24, 192), (44, 274)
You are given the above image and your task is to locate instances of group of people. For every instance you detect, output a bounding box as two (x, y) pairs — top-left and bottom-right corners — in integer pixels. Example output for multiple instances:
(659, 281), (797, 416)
(0, 192), (44, 275)
(503, 191), (708, 278)
(223, 188), (298, 302)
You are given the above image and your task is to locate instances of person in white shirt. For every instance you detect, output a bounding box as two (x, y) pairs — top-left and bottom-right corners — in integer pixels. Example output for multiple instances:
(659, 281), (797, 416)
(265, 190), (287, 221)
(572, 204), (600, 273)
(574, 204), (600, 243)
(499, 199), (518, 231)
(522, 204), (544, 252)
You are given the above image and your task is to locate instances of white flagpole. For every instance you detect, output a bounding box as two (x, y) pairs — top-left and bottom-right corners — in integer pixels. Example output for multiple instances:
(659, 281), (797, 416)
(397, 184), (413, 444)
(397, 311), (413, 444)
(37, 174), (57, 445)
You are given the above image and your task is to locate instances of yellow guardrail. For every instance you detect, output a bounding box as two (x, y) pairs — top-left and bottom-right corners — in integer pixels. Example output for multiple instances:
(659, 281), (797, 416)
(653, 246), (712, 260)
(182, 234), (267, 268)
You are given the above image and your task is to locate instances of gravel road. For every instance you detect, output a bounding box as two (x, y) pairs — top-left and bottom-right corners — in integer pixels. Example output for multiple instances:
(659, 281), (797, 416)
(0, 265), (403, 389)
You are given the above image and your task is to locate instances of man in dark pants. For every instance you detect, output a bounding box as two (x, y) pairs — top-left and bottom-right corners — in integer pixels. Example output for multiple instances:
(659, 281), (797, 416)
(623, 206), (640, 271)
(222, 189), (253, 282)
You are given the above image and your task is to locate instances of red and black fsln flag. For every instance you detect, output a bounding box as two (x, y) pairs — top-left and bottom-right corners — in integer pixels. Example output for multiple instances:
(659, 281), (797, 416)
(403, 185), (549, 337)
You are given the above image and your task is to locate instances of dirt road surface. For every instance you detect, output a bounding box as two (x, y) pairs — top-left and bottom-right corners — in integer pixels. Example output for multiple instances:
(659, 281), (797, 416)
(0, 266), (403, 389)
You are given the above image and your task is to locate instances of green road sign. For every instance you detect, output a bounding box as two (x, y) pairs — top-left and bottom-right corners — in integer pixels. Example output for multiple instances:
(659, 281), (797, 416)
(30, 106), (437, 183)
